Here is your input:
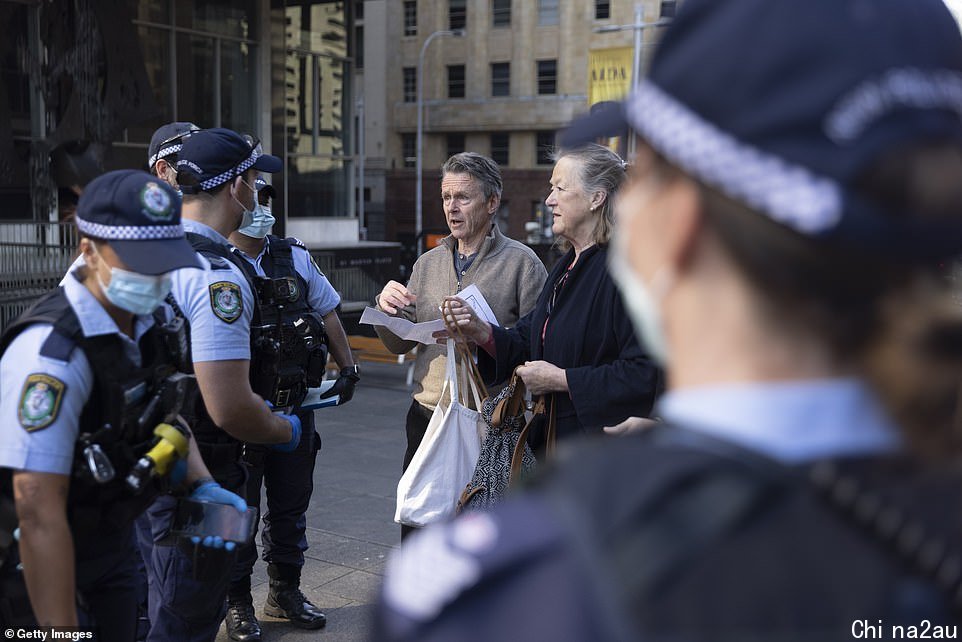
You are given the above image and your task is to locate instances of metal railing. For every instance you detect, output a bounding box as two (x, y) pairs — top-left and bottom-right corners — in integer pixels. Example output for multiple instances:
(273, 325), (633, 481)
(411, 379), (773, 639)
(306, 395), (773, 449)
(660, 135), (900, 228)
(0, 222), (79, 331)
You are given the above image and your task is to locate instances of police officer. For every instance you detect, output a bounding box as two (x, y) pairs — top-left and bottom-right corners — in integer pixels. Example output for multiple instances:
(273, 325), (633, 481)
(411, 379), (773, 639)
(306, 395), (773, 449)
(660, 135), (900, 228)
(144, 128), (303, 642)
(0, 170), (246, 639)
(223, 177), (359, 639)
(148, 122), (201, 188)
(376, 0), (962, 639)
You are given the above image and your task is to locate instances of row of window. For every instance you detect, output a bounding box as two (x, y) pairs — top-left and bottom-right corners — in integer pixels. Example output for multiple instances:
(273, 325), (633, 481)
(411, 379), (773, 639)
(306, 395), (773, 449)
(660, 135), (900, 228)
(402, 60), (557, 101)
(400, 131), (556, 167)
(401, 0), (678, 34)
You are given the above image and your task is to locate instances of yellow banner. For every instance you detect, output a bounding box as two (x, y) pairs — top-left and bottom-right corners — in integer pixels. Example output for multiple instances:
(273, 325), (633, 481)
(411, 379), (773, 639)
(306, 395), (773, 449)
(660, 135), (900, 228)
(588, 47), (633, 106)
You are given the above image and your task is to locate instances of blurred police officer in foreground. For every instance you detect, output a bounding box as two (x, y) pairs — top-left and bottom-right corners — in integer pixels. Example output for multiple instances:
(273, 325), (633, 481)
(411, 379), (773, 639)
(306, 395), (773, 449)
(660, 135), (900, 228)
(144, 129), (302, 642)
(0, 171), (245, 639)
(377, 0), (962, 639)
(148, 122), (201, 189)
(222, 178), (357, 639)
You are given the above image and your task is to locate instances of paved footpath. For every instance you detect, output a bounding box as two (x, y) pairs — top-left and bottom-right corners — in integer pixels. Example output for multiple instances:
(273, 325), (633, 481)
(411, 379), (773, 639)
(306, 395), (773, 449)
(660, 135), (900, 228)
(217, 362), (411, 642)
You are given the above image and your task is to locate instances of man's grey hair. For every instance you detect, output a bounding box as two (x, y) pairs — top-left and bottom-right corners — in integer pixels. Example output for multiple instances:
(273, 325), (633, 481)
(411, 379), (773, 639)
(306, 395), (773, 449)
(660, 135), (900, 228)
(441, 152), (503, 200)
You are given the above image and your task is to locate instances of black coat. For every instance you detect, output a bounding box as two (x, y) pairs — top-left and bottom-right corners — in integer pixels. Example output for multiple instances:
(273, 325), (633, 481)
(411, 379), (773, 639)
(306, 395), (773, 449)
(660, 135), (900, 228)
(478, 244), (661, 443)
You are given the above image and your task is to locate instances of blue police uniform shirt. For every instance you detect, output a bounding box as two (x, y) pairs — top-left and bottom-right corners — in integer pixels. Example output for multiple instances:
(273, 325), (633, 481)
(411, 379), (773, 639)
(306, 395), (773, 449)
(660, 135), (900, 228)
(232, 237), (341, 315)
(377, 378), (905, 633)
(171, 220), (254, 362)
(0, 268), (154, 475)
(655, 378), (902, 463)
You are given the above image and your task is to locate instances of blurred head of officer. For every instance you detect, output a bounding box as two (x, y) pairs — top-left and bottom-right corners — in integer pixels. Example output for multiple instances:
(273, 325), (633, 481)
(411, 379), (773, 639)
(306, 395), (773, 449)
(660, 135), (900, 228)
(147, 122), (201, 189)
(75, 170), (201, 325)
(175, 128), (282, 238)
(563, 0), (962, 456)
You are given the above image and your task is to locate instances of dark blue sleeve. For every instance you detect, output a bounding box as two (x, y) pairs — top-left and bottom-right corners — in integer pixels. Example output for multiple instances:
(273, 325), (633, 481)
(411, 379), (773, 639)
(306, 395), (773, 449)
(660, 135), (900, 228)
(565, 289), (662, 428)
(477, 309), (535, 386)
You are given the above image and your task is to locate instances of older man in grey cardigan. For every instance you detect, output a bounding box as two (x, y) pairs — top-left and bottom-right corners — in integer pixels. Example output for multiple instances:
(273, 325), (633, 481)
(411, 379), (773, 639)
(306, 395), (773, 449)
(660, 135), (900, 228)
(376, 152), (547, 538)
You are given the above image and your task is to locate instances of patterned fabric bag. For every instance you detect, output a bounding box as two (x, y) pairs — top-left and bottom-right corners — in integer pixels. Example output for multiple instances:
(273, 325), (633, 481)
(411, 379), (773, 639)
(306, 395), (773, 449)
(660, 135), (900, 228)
(457, 371), (553, 513)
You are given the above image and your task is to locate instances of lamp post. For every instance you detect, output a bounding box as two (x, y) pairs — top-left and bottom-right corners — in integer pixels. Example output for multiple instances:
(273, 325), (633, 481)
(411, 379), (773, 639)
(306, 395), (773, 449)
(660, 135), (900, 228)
(594, 3), (671, 156)
(416, 28), (464, 256)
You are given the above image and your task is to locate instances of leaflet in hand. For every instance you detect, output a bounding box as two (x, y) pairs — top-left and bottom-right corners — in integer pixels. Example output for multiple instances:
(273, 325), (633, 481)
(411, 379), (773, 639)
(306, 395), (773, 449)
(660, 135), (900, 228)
(299, 380), (340, 411)
(360, 306), (445, 345)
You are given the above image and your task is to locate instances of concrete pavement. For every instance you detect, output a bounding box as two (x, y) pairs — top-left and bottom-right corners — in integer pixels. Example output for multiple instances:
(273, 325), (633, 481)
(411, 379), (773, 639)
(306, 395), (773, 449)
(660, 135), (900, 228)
(217, 361), (412, 642)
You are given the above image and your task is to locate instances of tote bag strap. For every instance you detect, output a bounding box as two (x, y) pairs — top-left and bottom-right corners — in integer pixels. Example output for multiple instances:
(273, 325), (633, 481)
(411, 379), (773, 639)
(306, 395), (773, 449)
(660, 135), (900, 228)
(445, 339), (459, 406)
(510, 395), (546, 483)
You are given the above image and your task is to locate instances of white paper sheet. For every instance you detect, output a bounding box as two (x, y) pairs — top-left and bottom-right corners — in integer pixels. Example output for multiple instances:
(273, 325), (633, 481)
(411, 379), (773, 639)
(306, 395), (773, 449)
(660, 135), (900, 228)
(456, 284), (500, 326)
(360, 306), (446, 345)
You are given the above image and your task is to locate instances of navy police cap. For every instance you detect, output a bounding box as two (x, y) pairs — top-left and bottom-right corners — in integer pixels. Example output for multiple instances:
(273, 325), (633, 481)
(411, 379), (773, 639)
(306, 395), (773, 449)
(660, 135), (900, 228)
(176, 128), (282, 194)
(561, 0), (962, 261)
(75, 170), (202, 275)
(148, 122), (200, 170)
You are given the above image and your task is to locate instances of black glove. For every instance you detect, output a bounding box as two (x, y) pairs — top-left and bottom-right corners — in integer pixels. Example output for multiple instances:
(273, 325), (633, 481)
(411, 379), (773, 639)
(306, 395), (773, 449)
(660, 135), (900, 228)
(320, 366), (359, 404)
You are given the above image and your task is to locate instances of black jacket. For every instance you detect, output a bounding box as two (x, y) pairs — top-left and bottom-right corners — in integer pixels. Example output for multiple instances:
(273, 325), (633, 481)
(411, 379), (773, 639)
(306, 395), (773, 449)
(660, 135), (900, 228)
(478, 244), (661, 443)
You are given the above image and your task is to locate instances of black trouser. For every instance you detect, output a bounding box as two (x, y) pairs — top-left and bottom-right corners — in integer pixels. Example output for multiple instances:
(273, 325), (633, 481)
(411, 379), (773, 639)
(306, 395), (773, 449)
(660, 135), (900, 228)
(230, 410), (320, 596)
(401, 399), (435, 540)
(0, 527), (139, 641)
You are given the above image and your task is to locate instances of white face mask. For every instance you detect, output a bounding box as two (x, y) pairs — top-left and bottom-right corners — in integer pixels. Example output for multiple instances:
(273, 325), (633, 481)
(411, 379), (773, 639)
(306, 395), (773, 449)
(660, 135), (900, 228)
(609, 232), (670, 365)
(238, 203), (276, 239)
(98, 265), (173, 315)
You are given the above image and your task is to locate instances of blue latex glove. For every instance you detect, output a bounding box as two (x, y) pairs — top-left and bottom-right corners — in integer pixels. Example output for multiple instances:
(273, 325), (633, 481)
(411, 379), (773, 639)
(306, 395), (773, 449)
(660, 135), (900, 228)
(271, 412), (301, 453)
(189, 481), (247, 551)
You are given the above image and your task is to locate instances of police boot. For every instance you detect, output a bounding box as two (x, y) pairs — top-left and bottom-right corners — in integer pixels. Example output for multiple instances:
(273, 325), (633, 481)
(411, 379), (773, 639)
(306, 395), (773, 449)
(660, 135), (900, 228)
(225, 596), (262, 642)
(264, 564), (326, 629)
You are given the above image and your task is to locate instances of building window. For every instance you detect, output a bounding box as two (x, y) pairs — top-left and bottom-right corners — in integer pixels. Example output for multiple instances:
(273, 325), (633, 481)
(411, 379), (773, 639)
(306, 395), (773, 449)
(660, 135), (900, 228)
(660, 0), (677, 18)
(538, 0), (559, 26)
(403, 67), (416, 102)
(491, 62), (510, 97)
(404, 1), (417, 36)
(493, 0), (511, 27)
(491, 132), (509, 166)
(355, 25), (364, 69)
(402, 133), (416, 168)
(355, 1), (364, 20)
(537, 59), (557, 95)
(447, 133), (466, 158)
(595, 0), (610, 19)
(450, 0), (466, 30)
(448, 64), (465, 98)
(536, 131), (555, 165)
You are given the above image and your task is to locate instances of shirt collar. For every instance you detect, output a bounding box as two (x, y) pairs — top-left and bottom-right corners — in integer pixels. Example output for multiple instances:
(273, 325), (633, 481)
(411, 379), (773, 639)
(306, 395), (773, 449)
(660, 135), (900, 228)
(656, 378), (902, 463)
(62, 268), (154, 341)
(183, 219), (231, 246)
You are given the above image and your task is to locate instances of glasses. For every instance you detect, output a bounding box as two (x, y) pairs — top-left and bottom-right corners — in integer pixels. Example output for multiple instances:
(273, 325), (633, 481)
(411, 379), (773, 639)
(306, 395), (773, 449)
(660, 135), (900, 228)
(546, 268), (571, 317)
(156, 125), (202, 150)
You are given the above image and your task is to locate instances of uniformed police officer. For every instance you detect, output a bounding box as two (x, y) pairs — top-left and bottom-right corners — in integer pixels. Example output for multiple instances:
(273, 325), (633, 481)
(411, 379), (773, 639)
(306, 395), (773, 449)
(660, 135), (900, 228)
(148, 122), (201, 189)
(144, 128), (303, 642)
(376, 0), (962, 639)
(223, 177), (359, 639)
(0, 170), (246, 639)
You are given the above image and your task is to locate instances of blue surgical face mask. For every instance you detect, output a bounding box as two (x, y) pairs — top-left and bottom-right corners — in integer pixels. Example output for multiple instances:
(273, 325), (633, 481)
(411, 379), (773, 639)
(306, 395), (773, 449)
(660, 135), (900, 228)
(233, 178), (258, 231)
(238, 203), (275, 239)
(94, 247), (172, 315)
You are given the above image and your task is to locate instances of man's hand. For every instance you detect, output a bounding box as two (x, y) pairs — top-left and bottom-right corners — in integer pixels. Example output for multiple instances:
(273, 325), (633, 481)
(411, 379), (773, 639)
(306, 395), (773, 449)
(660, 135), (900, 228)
(516, 360), (568, 396)
(270, 412), (302, 452)
(319, 367), (360, 404)
(603, 416), (659, 436)
(377, 280), (416, 314)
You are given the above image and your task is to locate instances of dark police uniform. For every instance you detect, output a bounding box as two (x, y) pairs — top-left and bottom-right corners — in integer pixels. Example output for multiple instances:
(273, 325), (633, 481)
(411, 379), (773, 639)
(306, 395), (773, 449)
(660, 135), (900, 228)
(227, 235), (339, 630)
(0, 171), (204, 639)
(376, 383), (962, 641)
(143, 219), (256, 642)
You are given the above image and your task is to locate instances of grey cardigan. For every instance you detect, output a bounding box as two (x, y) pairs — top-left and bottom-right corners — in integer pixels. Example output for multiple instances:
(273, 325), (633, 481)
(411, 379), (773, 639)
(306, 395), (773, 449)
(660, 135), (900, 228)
(375, 224), (547, 410)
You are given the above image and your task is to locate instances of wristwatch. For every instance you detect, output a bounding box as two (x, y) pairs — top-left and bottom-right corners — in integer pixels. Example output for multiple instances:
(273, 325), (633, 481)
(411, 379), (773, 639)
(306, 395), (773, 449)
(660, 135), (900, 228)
(340, 364), (361, 381)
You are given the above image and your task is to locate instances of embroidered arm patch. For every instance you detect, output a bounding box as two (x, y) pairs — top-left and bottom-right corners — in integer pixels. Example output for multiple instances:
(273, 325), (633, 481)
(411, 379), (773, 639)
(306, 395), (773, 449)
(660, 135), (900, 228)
(209, 281), (243, 323)
(18, 373), (66, 432)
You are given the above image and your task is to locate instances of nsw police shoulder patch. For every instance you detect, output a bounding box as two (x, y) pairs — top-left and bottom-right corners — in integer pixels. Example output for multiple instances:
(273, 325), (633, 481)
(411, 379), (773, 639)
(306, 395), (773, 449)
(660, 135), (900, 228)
(209, 281), (243, 323)
(18, 373), (66, 432)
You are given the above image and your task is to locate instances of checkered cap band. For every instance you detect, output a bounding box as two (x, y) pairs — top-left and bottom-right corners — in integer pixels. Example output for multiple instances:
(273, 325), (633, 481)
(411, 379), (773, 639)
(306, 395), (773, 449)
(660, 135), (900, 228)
(198, 148), (261, 191)
(627, 80), (843, 235)
(149, 144), (183, 169)
(75, 217), (185, 240)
